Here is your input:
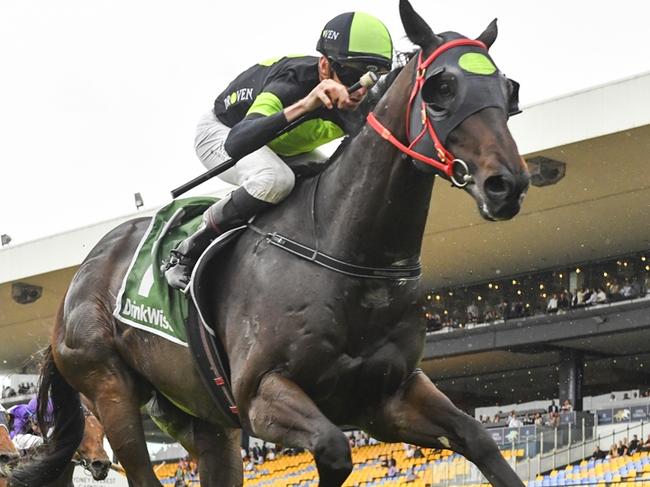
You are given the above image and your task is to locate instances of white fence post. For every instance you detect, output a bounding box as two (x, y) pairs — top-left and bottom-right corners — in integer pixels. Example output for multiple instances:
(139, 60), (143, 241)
(566, 424), (573, 465)
(539, 432), (544, 476)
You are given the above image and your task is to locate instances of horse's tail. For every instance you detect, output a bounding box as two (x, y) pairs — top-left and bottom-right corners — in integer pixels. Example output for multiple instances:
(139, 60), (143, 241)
(9, 345), (84, 487)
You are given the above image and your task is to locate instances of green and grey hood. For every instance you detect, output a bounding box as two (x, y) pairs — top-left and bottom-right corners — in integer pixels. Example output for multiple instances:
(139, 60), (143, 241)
(316, 12), (393, 71)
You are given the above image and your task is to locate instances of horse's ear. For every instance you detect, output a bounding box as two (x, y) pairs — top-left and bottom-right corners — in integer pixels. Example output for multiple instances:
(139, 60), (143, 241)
(399, 0), (442, 50)
(476, 18), (498, 49)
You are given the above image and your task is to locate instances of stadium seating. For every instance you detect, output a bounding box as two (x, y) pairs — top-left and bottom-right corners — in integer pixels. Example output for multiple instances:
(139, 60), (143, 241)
(156, 442), (527, 486)
(527, 450), (650, 487)
(157, 442), (650, 486)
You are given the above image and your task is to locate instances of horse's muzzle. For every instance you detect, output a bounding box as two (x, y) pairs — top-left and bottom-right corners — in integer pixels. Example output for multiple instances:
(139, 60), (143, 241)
(0, 452), (20, 464)
(89, 459), (112, 481)
(0, 452), (21, 477)
(480, 171), (529, 220)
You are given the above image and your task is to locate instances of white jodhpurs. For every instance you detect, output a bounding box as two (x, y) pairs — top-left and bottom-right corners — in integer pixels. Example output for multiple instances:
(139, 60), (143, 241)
(194, 110), (328, 204)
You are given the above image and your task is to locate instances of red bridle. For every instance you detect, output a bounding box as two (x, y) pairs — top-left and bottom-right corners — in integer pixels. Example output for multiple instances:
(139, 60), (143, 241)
(366, 39), (488, 187)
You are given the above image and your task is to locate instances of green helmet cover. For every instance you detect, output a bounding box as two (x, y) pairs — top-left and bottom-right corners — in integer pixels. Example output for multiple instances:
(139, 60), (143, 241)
(316, 12), (393, 70)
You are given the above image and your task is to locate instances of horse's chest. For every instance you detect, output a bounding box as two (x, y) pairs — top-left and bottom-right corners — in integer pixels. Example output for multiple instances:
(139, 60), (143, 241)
(358, 286), (395, 309)
(292, 343), (411, 420)
(290, 320), (421, 410)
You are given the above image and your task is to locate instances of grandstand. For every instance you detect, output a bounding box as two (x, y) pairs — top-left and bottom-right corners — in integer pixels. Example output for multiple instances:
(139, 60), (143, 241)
(530, 453), (650, 487)
(155, 441), (508, 486)
(153, 423), (650, 485)
(149, 391), (650, 485)
(2, 63), (650, 486)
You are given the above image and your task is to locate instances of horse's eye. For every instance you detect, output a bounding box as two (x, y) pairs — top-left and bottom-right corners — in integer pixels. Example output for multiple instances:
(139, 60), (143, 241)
(422, 73), (456, 110)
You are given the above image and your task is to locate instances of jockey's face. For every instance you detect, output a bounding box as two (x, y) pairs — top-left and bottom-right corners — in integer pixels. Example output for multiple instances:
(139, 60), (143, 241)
(318, 57), (368, 106)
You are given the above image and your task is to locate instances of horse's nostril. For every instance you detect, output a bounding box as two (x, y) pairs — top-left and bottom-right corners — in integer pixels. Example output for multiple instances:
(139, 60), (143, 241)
(92, 460), (110, 470)
(484, 175), (512, 199)
(91, 460), (111, 480)
(0, 453), (18, 463)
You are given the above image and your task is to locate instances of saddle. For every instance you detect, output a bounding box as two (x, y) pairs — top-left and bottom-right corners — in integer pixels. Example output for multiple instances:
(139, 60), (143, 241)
(113, 197), (243, 427)
(185, 227), (245, 428)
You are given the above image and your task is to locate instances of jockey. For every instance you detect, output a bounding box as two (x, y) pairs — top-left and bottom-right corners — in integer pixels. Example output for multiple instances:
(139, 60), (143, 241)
(6, 403), (31, 439)
(165, 11), (393, 290)
(27, 396), (54, 427)
(6, 398), (54, 439)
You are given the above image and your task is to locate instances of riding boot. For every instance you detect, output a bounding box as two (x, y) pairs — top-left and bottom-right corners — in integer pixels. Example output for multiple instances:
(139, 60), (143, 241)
(164, 187), (272, 290)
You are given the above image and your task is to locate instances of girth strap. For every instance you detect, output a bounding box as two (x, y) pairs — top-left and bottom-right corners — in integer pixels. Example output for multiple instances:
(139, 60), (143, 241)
(259, 231), (422, 280)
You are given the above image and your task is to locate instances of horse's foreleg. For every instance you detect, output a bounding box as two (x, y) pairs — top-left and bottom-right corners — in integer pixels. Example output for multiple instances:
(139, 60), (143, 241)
(191, 419), (242, 487)
(146, 392), (242, 486)
(246, 373), (352, 487)
(366, 370), (523, 487)
(86, 370), (162, 487)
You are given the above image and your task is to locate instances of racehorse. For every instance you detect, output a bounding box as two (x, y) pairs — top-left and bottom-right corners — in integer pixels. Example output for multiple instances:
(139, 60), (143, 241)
(64, 401), (112, 485)
(0, 407), (19, 480)
(11, 1), (529, 486)
(3, 393), (110, 486)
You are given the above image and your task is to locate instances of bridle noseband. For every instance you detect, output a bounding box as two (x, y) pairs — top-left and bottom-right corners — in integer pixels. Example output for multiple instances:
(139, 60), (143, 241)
(72, 405), (103, 476)
(367, 39), (489, 188)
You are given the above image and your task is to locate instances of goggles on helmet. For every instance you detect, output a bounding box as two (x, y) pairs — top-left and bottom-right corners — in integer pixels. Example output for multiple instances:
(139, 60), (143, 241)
(329, 59), (389, 87)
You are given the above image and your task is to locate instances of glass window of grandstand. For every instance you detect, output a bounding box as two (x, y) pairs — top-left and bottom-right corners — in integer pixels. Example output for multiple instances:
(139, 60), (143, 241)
(424, 251), (649, 332)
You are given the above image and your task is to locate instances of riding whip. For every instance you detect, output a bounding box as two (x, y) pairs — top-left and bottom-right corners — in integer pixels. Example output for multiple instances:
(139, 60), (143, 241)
(171, 71), (379, 199)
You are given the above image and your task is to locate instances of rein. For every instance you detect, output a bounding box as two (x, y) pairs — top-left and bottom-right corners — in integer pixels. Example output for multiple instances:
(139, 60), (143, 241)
(248, 174), (422, 281)
(72, 454), (92, 474)
(367, 39), (487, 188)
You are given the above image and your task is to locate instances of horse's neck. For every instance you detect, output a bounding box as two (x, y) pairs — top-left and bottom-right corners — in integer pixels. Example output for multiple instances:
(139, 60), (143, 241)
(317, 62), (434, 265)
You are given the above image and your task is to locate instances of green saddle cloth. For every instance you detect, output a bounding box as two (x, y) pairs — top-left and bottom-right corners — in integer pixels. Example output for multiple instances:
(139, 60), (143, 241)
(113, 197), (217, 346)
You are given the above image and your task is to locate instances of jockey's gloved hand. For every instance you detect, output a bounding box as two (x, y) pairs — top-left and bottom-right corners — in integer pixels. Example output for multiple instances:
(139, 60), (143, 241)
(299, 79), (352, 112)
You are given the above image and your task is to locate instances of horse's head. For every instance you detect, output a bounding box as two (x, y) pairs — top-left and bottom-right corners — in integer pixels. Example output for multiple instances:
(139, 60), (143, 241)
(397, 0), (529, 220)
(75, 411), (111, 481)
(0, 409), (19, 478)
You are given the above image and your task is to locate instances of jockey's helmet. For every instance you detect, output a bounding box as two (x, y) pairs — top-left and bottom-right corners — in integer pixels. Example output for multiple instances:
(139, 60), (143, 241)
(316, 12), (393, 74)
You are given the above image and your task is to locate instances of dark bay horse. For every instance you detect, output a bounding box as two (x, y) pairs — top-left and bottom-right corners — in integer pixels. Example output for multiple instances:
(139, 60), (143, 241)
(11, 1), (529, 486)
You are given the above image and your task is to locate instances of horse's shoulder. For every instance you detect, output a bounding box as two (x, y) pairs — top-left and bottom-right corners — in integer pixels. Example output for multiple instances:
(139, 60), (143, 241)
(247, 176), (316, 235)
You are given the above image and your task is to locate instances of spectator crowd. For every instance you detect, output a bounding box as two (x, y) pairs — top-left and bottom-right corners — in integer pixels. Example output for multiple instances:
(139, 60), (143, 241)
(1, 382), (37, 399)
(239, 430), (381, 471)
(168, 457), (198, 486)
(424, 251), (649, 332)
(591, 434), (650, 460)
(478, 398), (574, 429)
